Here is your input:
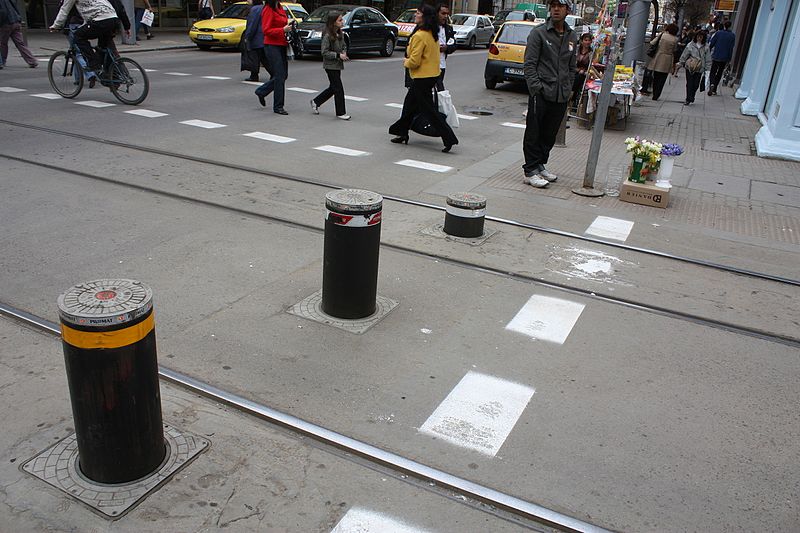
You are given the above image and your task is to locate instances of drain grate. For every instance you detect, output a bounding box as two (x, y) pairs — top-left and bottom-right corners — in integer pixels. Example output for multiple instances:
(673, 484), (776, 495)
(463, 107), (494, 116)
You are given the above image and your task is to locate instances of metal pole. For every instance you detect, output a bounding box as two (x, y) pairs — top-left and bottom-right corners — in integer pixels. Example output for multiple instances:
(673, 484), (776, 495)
(443, 193), (486, 238)
(573, 27), (619, 197)
(322, 189), (383, 319)
(621, 0), (651, 65)
(57, 279), (165, 484)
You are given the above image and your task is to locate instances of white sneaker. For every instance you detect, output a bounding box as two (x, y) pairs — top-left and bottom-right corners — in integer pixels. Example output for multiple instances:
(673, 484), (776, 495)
(337, 114), (351, 120)
(310, 99), (319, 114)
(523, 175), (549, 188)
(539, 168), (558, 182)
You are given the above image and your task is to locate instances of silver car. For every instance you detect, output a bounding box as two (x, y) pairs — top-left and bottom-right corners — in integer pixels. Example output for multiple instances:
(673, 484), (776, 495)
(451, 14), (495, 49)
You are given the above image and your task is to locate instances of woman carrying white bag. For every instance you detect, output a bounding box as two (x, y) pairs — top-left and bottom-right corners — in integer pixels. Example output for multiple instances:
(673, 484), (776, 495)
(437, 89), (459, 129)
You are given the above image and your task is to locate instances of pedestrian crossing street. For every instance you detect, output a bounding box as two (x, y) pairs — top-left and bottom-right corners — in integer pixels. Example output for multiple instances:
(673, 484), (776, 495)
(2, 67), (526, 176)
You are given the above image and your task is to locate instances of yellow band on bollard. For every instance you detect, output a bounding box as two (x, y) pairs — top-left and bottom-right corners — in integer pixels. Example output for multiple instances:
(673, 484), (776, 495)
(61, 313), (155, 349)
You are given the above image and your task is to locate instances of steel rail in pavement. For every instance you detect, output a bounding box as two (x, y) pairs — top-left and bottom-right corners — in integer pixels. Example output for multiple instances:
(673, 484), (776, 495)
(1, 119), (797, 288)
(0, 302), (609, 533)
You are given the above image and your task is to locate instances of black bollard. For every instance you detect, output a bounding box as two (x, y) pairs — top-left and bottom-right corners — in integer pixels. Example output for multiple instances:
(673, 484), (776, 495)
(443, 192), (486, 238)
(322, 189), (383, 319)
(57, 279), (165, 484)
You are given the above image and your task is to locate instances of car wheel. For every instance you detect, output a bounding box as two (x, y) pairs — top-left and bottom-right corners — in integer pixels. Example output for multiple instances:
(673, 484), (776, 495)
(197, 44), (212, 50)
(380, 37), (395, 57)
(468, 36), (476, 49)
(485, 77), (497, 89)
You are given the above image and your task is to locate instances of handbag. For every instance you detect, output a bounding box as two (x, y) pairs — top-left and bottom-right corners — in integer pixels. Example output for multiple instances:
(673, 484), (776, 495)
(646, 34), (661, 58)
(699, 73), (706, 92)
(411, 112), (448, 137)
(437, 90), (460, 128)
(141, 9), (154, 26)
(685, 56), (702, 73)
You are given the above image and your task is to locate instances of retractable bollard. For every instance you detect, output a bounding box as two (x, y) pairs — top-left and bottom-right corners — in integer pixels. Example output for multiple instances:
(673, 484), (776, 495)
(57, 279), (165, 484)
(322, 189), (383, 319)
(443, 192), (486, 238)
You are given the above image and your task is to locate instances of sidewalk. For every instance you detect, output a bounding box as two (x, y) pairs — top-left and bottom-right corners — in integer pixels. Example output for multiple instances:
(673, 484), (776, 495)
(482, 70), (800, 246)
(20, 27), (194, 59)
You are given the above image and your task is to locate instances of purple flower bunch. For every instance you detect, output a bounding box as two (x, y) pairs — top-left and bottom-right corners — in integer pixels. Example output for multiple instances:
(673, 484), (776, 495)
(661, 143), (684, 157)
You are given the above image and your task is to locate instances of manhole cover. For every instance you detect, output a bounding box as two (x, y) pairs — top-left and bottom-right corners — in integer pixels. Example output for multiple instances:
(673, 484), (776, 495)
(287, 290), (398, 334)
(463, 107), (494, 116)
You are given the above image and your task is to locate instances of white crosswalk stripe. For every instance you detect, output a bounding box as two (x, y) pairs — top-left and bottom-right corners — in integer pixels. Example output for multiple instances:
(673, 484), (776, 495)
(501, 121), (526, 129)
(287, 87), (316, 93)
(31, 93), (62, 99)
(125, 109), (169, 118)
(75, 100), (116, 108)
(243, 131), (296, 143)
(0, 87), (26, 92)
(395, 159), (452, 173)
(180, 119), (226, 128)
(314, 145), (370, 157)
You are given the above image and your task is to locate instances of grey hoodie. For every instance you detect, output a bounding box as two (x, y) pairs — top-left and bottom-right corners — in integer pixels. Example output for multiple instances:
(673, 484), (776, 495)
(52, 0), (116, 29)
(523, 18), (577, 103)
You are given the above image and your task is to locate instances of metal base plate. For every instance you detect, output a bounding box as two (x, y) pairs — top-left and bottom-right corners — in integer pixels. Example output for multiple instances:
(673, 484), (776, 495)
(21, 424), (209, 520)
(287, 290), (398, 334)
(420, 223), (497, 246)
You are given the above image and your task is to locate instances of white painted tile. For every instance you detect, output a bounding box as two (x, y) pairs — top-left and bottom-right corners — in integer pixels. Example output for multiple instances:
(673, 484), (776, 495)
(124, 109), (169, 118)
(287, 86), (316, 93)
(31, 93), (62, 99)
(455, 113), (478, 120)
(314, 145), (370, 157)
(180, 119), (226, 129)
(241, 80), (262, 86)
(419, 371), (535, 457)
(75, 100), (116, 108)
(202, 75), (231, 80)
(344, 95), (368, 102)
(0, 87), (26, 93)
(164, 72), (192, 76)
(384, 102), (404, 108)
(584, 216), (635, 242)
(243, 131), (296, 143)
(505, 294), (585, 344)
(395, 159), (452, 173)
(144, 68), (158, 72)
(331, 507), (430, 533)
(501, 122), (526, 129)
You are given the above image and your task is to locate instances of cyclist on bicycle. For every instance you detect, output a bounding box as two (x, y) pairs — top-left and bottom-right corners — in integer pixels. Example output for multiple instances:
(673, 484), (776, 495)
(50, 0), (130, 80)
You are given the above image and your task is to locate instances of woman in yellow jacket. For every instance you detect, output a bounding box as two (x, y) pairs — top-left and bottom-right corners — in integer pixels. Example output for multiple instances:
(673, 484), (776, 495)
(389, 4), (458, 152)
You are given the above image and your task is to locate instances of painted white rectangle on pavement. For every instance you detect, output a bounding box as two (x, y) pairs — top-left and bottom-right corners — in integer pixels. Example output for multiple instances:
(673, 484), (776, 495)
(75, 100), (116, 108)
(506, 294), (585, 344)
(180, 119), (226, 129)
(315, 145), (370, 157)
(585, 216), (634, 242)
(31, 93), (62, 99)
(0, 87), (26, 92)
(144, 68), (158, 72)
(243, 131), (296, 143)
(202, 75), (231, 80)
(501, 121), (526, 129)
(419, 371), (535, 456)
(164, 72), (191, 76)
(395, 159), (452, 173)
(384, 102), (404, 108)
(241, 80), (261, 86)
(125, 109), (169, 118)
(288, 87), (316, 93)
(456, 113), (478, 120)
(331, 507), (430, 533)
(344, 95), (368, 102)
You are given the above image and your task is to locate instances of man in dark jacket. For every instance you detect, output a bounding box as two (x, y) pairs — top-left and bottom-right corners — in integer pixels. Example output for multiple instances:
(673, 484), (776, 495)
(708, 20), (734, 96)
(0, 0), (38, 68)
(435, 2), (456, 90)
(242, 0), (267, 81)
(522, 0), (576, 188)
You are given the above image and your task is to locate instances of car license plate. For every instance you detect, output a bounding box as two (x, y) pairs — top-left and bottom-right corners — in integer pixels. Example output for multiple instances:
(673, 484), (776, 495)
(505, 67), (524, 75)
(196, 34), (213, 40)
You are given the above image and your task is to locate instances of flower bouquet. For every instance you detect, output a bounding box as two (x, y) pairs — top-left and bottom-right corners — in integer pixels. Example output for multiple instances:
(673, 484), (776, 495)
(624, 137), (662, 183)
(658, 143), (683, 180)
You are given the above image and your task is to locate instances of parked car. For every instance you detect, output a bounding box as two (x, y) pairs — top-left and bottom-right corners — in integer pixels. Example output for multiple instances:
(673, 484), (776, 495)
(393, 8), (416, 48)
(492, 9), (537, 32)
(189, 1), (308, 50)
(484, 19), (541, 89)
(297, 4), (398, 57)
(566, 14), (590, 35)
(450, 13), (494, 49)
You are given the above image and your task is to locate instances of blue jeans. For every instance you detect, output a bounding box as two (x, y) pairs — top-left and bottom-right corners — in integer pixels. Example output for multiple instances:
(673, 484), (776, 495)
(255, 45), (287, 111)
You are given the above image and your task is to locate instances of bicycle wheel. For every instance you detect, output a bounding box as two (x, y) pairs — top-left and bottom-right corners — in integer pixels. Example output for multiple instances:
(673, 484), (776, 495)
(109, 57), (149, 105)
(48, 51), (83, 99)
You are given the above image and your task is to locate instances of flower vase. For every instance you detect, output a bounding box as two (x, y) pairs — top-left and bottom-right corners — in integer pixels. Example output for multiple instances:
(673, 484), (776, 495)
(658, 155), (675, 179)
(629, 156), (646, 183)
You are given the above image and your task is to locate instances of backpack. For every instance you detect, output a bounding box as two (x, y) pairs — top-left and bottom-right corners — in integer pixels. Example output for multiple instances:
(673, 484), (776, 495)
(685, 56), (702, 73)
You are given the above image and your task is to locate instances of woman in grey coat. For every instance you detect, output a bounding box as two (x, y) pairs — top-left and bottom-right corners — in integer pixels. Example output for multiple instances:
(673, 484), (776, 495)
(310, 11), (350, 120)
(678, 30), (711, 105)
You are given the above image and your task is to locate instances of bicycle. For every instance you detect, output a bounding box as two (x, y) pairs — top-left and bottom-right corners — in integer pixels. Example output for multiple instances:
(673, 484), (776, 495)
(47, 43), (149, 105)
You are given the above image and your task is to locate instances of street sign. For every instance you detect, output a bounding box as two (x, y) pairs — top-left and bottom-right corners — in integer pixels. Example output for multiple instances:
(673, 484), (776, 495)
(715, 0), (736, 11)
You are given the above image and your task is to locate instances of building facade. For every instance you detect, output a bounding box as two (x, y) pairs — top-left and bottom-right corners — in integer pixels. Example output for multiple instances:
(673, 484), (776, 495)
(736, 0), (800, 161)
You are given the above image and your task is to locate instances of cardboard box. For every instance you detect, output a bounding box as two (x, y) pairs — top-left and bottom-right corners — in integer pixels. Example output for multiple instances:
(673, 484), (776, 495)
(619, 180), (670, 208)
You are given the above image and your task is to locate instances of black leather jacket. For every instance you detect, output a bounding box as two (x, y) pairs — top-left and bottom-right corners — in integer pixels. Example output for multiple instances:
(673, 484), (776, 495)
(523, 18), (577, 103)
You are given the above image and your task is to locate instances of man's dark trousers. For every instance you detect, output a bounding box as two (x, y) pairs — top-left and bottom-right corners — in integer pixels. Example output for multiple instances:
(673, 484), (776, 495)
(523, 93), (567, 175)
(709, 60), (726, 92)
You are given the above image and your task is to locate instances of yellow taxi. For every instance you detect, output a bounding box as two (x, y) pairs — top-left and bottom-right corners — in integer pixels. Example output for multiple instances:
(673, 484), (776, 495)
(393, 8), (416, 48)
(189, 2), (308, 50)
(483, 20), (541, 89)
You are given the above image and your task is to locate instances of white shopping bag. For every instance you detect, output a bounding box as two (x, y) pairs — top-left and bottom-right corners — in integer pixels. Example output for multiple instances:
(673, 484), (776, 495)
(141, 9), (154, 26)
(437, 89), (460, 128)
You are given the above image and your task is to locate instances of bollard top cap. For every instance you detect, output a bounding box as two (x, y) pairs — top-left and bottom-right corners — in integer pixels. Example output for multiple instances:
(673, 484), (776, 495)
(446, 192), (487, 209)
(326, 189), (383, 213)
(57, 279), (153, 328)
